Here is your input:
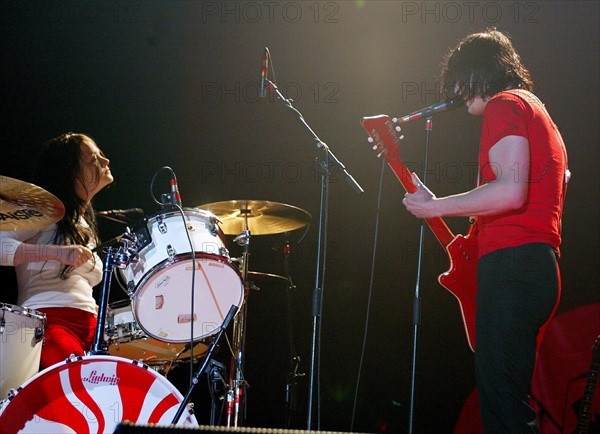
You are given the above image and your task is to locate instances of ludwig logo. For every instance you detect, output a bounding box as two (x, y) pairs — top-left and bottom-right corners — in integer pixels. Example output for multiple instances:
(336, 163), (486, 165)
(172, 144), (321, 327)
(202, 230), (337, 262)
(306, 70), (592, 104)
(82, 370), (120, 386)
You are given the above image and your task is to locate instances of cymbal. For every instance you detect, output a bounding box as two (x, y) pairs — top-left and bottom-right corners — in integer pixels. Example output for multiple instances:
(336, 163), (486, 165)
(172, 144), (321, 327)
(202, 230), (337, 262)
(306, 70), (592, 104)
(247, 271), (290, 285)
(0, 175), (65, 231)
(198, 200), (311, 236)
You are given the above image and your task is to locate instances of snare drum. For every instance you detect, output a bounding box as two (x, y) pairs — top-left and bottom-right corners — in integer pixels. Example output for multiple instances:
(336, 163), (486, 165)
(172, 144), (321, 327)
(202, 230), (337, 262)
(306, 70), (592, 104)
(121, 208), (244, 343)
(106, 300), (208, 365)
(0, 303), (45, 399)
(0, 355), (197, 433)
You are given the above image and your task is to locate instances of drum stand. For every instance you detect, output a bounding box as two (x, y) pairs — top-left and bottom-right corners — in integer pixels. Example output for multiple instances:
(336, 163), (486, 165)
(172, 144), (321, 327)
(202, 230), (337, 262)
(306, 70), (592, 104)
(226, 229), (251, 427)
(90, 230), (138, 355)
(172, 305), (238, 425)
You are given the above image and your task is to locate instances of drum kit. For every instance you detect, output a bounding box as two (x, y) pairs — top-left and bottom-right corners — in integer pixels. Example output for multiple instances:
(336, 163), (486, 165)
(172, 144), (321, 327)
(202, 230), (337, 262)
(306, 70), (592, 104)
(0, 175), (311, 432)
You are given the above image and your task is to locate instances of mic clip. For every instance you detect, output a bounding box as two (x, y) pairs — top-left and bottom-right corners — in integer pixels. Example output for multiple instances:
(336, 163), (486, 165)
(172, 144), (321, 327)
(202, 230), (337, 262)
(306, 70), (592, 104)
(161, 192), (180, 208)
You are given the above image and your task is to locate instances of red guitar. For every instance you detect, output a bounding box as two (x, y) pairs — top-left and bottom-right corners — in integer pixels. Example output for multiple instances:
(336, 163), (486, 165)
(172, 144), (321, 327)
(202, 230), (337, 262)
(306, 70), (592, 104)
(361, 115), (479, 352)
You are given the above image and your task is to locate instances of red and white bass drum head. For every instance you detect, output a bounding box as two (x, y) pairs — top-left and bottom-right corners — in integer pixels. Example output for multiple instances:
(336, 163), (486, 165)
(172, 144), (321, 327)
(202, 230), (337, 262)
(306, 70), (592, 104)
(0, 355), (197, 433)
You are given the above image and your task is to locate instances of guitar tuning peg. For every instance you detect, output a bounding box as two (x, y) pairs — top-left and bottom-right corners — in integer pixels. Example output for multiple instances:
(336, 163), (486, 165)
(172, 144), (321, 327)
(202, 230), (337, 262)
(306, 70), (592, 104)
(372, 144), (378, 151)
(367, 136), (374, 143)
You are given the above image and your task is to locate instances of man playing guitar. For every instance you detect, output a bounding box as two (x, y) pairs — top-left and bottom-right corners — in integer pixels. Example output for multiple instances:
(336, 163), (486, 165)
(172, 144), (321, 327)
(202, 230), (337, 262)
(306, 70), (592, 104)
(402, 29), (569, 432)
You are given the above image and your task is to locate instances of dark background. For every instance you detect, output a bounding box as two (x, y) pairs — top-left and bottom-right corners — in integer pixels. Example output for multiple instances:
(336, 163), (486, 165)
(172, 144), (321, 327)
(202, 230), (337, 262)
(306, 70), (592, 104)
(1, 1), (598, 433)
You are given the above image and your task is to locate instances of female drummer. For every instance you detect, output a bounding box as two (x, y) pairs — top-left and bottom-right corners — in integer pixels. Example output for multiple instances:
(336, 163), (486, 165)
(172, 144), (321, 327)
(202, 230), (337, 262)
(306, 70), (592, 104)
(0, 133), (113, 370)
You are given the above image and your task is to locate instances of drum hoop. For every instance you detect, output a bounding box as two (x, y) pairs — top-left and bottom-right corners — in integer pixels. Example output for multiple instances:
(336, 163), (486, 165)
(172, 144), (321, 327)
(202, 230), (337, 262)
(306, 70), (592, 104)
(148, 207), (228, 246)
(146, 207), (221, 224)
(130, 253), (242, 343)
(0, 303), (46, 324)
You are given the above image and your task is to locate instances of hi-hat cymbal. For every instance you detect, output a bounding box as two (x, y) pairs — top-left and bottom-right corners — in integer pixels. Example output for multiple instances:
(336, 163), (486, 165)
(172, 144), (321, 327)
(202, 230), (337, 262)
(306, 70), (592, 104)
(198, 200), (311, 235)
(0, 175), (65, 231)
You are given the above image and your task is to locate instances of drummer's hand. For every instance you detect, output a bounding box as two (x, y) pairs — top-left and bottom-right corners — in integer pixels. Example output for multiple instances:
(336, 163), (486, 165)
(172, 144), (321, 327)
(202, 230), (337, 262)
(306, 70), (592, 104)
(58, 245), (94, 268)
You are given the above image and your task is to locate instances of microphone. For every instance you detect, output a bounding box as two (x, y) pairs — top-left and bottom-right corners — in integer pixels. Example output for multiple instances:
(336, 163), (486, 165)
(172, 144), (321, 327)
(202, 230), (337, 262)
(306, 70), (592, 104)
(259, 47), (269, 98)
(169, 173), (182, 207)
(97, 208), (144, 223)
(394, 98), (464, 124)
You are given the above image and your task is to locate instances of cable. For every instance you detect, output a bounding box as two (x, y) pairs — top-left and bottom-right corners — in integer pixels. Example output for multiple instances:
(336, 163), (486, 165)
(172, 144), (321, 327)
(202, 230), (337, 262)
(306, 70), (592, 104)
(350, 159), (386, 431)
(150, 166), (197, 389)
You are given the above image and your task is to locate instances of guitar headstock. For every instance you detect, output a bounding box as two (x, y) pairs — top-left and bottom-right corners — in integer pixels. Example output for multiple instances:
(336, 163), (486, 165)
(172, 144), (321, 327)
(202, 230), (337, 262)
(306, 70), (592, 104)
(360, 115), (404, 160)
(361, 114), (416, 193)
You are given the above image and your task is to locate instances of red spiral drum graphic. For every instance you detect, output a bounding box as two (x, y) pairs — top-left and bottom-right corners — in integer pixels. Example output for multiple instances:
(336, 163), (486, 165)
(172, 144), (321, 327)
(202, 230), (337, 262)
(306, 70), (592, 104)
(0, 356), (197, 433)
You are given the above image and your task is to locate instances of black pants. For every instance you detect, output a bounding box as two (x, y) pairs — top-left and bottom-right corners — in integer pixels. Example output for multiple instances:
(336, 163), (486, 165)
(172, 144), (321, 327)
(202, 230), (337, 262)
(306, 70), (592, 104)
(475, 243), (560, 433)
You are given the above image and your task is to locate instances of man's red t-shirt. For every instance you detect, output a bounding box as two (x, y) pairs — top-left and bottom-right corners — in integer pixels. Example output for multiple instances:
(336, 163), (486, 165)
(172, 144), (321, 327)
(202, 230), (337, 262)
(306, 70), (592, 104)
(477, 90), (569, 258)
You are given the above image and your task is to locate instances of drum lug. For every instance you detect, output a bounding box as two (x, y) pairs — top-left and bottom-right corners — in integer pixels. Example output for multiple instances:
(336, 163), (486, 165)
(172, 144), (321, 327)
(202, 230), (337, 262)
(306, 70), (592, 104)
(208, 221), (219, 236)
(7, 387), (20, 400)
(127, 280), (136, 296)
(34, 327), (44, 344)
(219, 247), (230, 257)
(67, 354), (83, 363)
(157, 215), (167, 234)
(166, 244), (176, 262)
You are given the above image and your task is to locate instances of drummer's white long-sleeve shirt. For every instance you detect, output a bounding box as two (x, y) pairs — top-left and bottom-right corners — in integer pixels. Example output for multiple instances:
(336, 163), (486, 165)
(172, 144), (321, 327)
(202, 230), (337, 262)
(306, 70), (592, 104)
(0, 223), (100, 314)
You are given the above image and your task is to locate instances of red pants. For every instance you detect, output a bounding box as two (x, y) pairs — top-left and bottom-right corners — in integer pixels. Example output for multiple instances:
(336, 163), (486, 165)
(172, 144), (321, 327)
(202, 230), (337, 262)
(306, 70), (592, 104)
(37, 307), (97, 370)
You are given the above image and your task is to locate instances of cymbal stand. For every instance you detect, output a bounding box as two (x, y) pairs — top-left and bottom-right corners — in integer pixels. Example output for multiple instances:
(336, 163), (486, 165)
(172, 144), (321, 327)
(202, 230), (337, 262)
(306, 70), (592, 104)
(90, 229), (138, 355)
(226, 226), (251, 427)
(283, 241), (304, 428)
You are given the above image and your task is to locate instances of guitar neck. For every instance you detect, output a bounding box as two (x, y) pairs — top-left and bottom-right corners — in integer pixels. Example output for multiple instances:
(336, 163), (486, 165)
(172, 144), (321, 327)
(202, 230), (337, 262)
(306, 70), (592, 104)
(385, 153), (455, 248)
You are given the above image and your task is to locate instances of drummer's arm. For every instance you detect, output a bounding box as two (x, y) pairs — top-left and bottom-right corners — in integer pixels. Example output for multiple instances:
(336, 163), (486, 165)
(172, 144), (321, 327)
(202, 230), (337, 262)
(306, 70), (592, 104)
(1, 235), (92, 268)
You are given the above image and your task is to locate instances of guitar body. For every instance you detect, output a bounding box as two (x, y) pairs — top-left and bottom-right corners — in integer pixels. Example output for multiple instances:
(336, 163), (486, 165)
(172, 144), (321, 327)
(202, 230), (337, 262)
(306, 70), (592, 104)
(438, 224), (479, 352)
(361, 114), (479, 351)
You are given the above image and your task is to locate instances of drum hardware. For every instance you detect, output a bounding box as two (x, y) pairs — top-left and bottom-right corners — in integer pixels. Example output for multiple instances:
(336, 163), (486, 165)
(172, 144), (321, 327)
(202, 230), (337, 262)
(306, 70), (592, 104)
(171, 305), (237, 425)
(90, 228), (139, 355)
(0, 175), (65, 231)
(226, 228), (251, 428)
(198, 200), (311, 428)
(208, 360), (228, 426)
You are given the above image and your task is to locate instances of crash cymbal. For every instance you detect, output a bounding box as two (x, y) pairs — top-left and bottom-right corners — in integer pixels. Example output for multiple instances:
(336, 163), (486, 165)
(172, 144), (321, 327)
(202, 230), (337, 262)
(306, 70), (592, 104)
(198, 200), (311, 236)
(0, 175), (65, 231)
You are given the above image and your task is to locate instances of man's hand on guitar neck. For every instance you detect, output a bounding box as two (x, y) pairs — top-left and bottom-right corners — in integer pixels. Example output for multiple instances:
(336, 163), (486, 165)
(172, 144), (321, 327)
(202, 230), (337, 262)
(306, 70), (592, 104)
(402, 172), (439, 219)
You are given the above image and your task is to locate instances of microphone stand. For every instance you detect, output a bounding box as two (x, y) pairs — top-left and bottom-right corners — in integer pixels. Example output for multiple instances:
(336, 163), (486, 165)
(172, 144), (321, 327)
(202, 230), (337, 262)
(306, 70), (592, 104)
(408, 116), (433, 434)
(265, 79), (364, 430)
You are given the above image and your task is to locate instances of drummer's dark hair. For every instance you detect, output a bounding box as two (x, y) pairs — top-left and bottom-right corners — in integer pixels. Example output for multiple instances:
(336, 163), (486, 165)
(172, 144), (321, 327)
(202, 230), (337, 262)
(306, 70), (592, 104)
(34, 133), (99, 279)
(439, 28), (534, 100)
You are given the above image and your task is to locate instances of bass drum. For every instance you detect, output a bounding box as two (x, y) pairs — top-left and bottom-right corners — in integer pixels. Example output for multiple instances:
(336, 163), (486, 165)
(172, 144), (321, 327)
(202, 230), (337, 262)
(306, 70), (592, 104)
(0, 355), (197, 433)
(0, 303), (45, 399)
(120, 208), (243, 343)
